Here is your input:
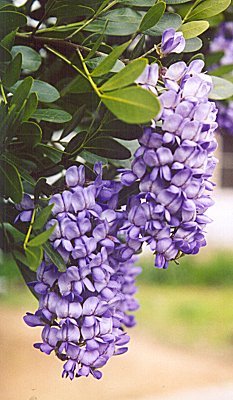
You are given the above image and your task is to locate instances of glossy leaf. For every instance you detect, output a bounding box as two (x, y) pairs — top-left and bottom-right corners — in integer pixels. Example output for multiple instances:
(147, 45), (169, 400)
(209, 76), (233, 100)
(188, 0), (231, 21)
(139, 2), (166, 32)
(100, 58), (148, 92)
(0, 159), (23, 203)
(32, 108), (72, 123)
(28, 225), (56, 247)
(2, 52), (22, 87)
(11, 46), (42, 72)
(43, 241), (67, 272)
(101, 86), (161, 124)
(91, 40), (130, 77)
(180, 20), (209, 39)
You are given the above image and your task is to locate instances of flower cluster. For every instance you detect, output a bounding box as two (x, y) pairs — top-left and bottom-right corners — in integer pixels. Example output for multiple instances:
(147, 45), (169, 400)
(122, 60), (218, 269)
(210, 22), (233, 135)
(22, 165), (141, 379)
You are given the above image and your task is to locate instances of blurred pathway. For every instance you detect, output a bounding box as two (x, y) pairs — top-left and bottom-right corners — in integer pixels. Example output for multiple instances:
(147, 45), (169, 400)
(0, 306), (232, 400)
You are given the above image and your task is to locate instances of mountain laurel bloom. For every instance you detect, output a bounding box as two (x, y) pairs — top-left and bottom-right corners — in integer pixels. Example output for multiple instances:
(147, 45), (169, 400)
(122, 60), (218, 269)
(22, 165), (141, 380)
(160, 28), (186, 56)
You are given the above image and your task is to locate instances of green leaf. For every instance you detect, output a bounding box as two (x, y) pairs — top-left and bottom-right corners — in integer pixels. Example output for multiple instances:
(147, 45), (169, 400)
(0, 43), (12, 62)
(101, 86), (161, 124)
(180, 20), (209, 39)
(183, 37), (202, 53)
(23, 92), (38, 121)
(100, 58), (148, 92)
(28, 225), (56, 247)
(37, 143), (63, 163)
(101, 119), (143, 140)
(2, 52), (22, 87)
(32, 108), (72, 123)
(61, 105), (86, 139)
(18, 121), (42, 146)
(15, 260), (38, 298)
(91, 40), (130, 77)
(3, 223), (25, 242)
(65, 131), (87, 156)
(79, 149), (108, 165)
(11, 80), (60, 103)
(0, 159), (23, 203)
(209, 64), (233, 77)
(15, 247), (43, 272)
(10, 76), (33, 110)
(139, 2), (166, 32)
(209, 76), (233, 100)
(146, 12), (182, 36)
(188, 0), (231, 21)
(34, 204), (54, 230)
(43, 241), (66, 272)
(86, 137), (131, 160)
(0, 11), (27, 40)
(11, 46), (42, 72)
(86, 56), (124, 73)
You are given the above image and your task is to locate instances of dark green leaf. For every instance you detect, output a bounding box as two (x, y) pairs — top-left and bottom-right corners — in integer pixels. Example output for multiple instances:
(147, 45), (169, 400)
(79, 149), (108, 165)
(23, 92), (38, 121)
(2, 52), (22, 87)
(18, 121), (42, 146)
(11, 80), (60, 103)
(0, 159), (23, 203)
(91, 40), (130, 77)
(34, 204), (54, 230)
(86, 137), (131, 160)
(32, 108), (72, 123)
(15, 260), (38, 298)
(101, 86), (161, 124)
(100, 58), (148, 92)
(3, 223), (25, 242)
(101, 119), (143, 140)
(65, 131), (87, 156)
(209, 64), (233, 77)
(36, 143), (63, 163)
(28, 225), (56, 247)
(0, 11), (27, 40)
(0, 43), (12, 62)
(43, 241), (66, 272)
(11, 46), (42, 72)
(10, 76), (33, 111)
(61, 105), (86, 138)
(15, 247), (43, 272)
(139, 2), (166, 32)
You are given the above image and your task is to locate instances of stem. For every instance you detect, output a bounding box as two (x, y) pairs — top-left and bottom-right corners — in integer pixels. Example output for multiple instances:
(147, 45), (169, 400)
(0, 83), (7, 104)
(182, 0), (201, 23)
(23, 208), (36, 250)
(77, 49), (102, 97)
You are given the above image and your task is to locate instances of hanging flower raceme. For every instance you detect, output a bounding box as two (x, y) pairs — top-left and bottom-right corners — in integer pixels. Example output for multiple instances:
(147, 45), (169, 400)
(121, 60), (218, 269)
(210, 22), (233, 135)
(21, 164), (141, 380)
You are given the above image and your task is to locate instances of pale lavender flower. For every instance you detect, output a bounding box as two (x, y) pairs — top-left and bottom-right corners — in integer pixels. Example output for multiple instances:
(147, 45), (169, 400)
(160, 28), (185, 56)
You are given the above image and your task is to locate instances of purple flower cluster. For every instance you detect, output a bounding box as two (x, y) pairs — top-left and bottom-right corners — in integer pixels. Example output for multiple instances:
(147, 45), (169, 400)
(122, 60), (218, 269)
(210, 22), (233, 135)
(23, 165), (141, 379)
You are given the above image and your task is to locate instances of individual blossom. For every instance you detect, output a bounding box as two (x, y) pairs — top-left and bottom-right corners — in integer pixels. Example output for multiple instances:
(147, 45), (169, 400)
(22, 164), (141, 380)
(121, 59), (218, 269)
(160, 28), (185, 56)
(15, 194), (34, 222)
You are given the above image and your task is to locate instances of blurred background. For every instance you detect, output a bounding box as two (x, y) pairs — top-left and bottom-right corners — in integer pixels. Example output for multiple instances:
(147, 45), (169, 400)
(1, 167), (233, 400)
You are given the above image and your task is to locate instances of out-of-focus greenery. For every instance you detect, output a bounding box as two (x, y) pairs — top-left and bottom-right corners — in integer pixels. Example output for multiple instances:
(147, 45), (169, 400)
(137, 251), (233, 286)
(137, 284), (233, 357)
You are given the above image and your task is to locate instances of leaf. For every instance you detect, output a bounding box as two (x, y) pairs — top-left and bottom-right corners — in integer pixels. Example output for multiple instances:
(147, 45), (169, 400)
(36, 143), (63, 163)
(18, 121), (42, 146)
(79, 149), (108, 165)
(28, 225), (56, 247)
(0, 11), (27, 40)
(100, 58), (148, 92)
(23, 247), (43, 271)
(0, 159), (23, 203)
(23, 92), (38, 121)
(34, 204), (54, 230)
(146, 12), (182, 36)
(86, 56), (124, 73)
(188, 0), (231, 21)
(180, 20), (209, 39)
(15, 260), (38, 298)
(11, 80), (60, 103)
(91, 40), (130, 77)
(139, 2), (166, 32)
(101, 86), (161, 124)
(0, 43), (12, 62)
(3, 223), (25, 242)
(32, 108), (72, 123)
(101, 119), (143, 140)
(11, 46), (42, 72)
(209, 64), (233, 77)
(43, 241), (67, 272)
(86, 137), (131, 160)
(183, 37), (202, 53)
(10, 76), (33, 110)
(209, 76), (233, 100)
(61, 105), (86, 138)
(2, 52), (22, 87)
(65, 131), (87, 156)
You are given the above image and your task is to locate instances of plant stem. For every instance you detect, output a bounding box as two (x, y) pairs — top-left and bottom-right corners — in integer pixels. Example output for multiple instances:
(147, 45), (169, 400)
(0, 83), (7, 104)
(23, 208), (36, 250)
(77, 49), (102, 97)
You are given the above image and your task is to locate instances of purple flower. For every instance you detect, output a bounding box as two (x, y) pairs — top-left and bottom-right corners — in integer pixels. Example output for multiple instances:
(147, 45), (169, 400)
(122, 60), (218, 268)
(160, 28), (185, 56)
(23, 164), (141, 380)
(15, 194), (34, 222)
